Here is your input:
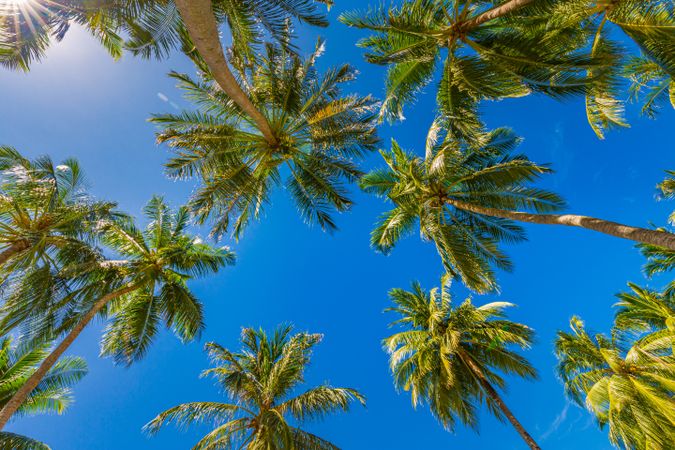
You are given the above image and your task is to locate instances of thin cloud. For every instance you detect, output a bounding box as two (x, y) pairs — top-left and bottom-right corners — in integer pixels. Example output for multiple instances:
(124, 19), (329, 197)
(540, 402), (570, 441)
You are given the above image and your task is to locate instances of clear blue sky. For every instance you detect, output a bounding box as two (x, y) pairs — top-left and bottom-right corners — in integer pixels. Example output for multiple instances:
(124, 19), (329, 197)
(2, 3), (674, 449)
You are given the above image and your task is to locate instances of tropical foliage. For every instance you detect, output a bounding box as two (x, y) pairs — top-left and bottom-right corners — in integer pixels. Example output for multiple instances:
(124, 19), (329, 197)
(384, 277), (540, 449)
(556, 315), (675, 449)
(0, 146), (117, 277)
(153, 40), (378, 238)
(0, 195), (235, 428)
(361, 127), (563, 293)
(0, 0), (331, 70)
(341, 0), (675, 138)
(0, 336), (87, 450)
(145, 325), (365, 449)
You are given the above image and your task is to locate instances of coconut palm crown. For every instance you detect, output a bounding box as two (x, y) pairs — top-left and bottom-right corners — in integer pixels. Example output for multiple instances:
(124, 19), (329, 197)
(341, 0), (674, 139)
(0, 336), (87, 450)
(555, 316), (675, 450)
(145, 325), (365, 449)
(340, 0), (605, 139)
(0, 146), (118, 277)
(153, 39), (379, 239)
(0, 195), (235, 429)
(360, 127), (563, 293)
(384, 278), (540, 449)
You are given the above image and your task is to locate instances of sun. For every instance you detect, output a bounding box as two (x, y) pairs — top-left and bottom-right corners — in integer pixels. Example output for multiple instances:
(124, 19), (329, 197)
(0, 0), (32, 7)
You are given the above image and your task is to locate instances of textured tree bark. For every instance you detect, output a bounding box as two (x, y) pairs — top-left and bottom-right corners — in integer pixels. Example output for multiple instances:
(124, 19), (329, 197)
(0, 284), (138, 430)
(0, 240), (29, 266)
(461, 353), (541, 450)
(173, 0), (277, 145)
(448, 199), (675, 250)
(460, 0), (535, 30)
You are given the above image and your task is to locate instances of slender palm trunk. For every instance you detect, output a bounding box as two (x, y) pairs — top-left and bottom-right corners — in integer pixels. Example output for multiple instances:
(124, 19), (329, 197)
(0, 241), (29, 266)
(0, 284), (138, 430)
(448, 199), (675, 250)
(173, 0), (277, 146)
(460, 0), (536, 30)
(461, 353), (541, 450)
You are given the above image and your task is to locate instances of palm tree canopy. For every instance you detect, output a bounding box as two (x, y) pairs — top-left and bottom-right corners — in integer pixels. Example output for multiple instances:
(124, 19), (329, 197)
(637, 170), (675, 289)
(144, 325), (365, 449)
(0, 0), (332, 70)
(614, 283), (675, 336)
(96, 195), (236, 365)
(341, 0), (674, 139)
(384, 277), (536, 431)
(0, 196), (235, 365)
(360, 127), (564, 293)
(0, 146), (119, 276)
(555, 316), (675, 450)
(153, 40), (379, 239)
(0, 335), (87, 449)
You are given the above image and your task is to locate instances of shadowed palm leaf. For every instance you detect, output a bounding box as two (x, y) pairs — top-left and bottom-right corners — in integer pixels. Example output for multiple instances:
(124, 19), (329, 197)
(145, 325), (365, 449)
(153, 40), (379, 239)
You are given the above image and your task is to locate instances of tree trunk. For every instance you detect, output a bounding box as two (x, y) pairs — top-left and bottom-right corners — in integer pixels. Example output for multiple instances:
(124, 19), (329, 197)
(0, 240), (29, 267)
(448, 199), (675, 250)
(460, 353), (541, 450)
(173, 0), (277, 146)
(0, 283), (138, 430)
(460, 0), (535, 30)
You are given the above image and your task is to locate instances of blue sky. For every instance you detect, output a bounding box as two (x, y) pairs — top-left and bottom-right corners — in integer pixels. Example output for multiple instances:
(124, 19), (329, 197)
(2, 3), (674, 449)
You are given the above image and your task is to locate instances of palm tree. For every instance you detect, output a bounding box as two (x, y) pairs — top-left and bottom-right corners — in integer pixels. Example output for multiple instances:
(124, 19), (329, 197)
(0, 0), (332, 146)
(0, 336), (87, 450)
(0, 146), (117, 275)
(555, 316), (675, 449)
(0, 196), (235, 429)
(615, 283), (675, 335)
(637, 170), (675, 290)
(547, 0), (674, 137)
(145, 325), (365, 449)
(340, 0), (674, 139)
(153, 40), (378, 239)
(384, 277), (540, 449)
(360, 127), (675, 292)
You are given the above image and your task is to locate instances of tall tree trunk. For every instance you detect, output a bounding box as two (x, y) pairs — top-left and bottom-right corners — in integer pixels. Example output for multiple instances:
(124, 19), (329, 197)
(448, 199), (675, 250)
(173, 0), (277, 146)
(460, 353), (541, 450)
(0, 240), (29, 267)
(460, 0), (535, 30)
(0, 284), (138, 430)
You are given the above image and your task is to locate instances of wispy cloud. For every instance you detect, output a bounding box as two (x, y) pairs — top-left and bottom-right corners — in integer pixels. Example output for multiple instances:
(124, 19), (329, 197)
(157, 91), (179, 109)
(540, 402), (571, 441)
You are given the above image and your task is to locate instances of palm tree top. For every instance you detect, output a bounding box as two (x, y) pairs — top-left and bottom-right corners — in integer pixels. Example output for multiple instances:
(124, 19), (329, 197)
(384, 278), (537, 436)
(145, 325), (365, 449)
(153, 39), (379, 239)
(361, 127), (563, 293)
(95, 195), (235, 365)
